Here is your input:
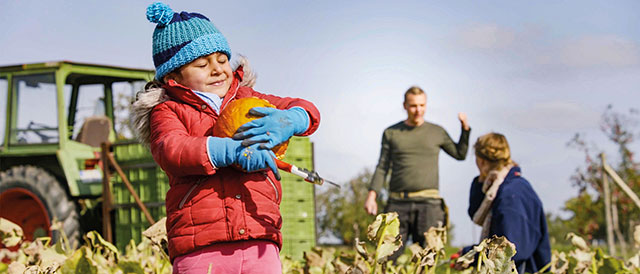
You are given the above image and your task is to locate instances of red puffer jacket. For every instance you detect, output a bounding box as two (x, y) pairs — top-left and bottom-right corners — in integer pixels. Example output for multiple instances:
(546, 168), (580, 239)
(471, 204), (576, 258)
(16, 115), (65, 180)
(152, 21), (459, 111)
(148, 68), (320, 261)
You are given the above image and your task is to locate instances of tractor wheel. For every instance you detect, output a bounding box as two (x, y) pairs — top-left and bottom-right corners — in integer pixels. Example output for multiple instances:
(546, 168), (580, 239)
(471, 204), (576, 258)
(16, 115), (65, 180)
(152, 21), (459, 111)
(0, 165), (80, 246)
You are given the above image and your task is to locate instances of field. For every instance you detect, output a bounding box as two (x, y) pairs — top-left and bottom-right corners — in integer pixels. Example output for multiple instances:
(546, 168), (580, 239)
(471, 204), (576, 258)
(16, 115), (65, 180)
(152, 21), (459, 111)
(2, 213), (640, 274)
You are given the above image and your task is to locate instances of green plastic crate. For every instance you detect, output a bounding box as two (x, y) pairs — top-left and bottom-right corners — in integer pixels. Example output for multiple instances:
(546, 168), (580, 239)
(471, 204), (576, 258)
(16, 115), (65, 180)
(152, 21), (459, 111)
(281, 197), (314, 216)
(111, 142), (168, 251)
(284, 137), (313, 156)
(114, 206), (166, 250)
(280, 217), (315, 238)
(280, 137), (316, 259)
(281, 237), (315, 260)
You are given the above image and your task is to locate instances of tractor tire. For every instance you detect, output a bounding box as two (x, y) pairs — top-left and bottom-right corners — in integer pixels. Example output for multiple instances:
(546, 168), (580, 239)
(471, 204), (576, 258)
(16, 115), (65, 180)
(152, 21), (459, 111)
(0, 165), (81, 246)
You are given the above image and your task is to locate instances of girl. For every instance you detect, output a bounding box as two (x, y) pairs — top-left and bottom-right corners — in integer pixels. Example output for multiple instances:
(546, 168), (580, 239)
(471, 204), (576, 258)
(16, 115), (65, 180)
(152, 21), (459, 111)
(456, 133), (550, 273)
(133, 3), (320, 273)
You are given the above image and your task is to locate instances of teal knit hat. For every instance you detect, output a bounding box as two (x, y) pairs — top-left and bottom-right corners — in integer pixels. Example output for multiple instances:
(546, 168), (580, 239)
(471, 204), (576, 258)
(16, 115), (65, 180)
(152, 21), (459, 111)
(146, 2), (232, 80)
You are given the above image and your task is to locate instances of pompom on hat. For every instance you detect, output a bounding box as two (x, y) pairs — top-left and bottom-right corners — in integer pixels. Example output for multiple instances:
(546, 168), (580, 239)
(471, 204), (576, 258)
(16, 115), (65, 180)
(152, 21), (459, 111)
(146, 2), (231, 80)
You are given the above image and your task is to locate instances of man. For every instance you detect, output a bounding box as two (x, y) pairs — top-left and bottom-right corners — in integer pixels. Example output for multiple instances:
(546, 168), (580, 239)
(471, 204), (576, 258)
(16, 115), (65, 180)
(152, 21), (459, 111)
(364, 86), (470, 258)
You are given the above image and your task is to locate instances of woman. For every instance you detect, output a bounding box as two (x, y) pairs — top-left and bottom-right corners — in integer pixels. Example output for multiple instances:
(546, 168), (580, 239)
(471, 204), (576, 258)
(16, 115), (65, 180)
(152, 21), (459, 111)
(458, 133), (550, 273)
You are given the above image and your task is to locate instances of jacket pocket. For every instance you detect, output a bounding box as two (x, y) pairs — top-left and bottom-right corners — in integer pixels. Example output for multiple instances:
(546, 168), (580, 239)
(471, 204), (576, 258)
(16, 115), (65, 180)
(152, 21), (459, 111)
(263, 171), (281, 204)
(178, 177), (206, 209)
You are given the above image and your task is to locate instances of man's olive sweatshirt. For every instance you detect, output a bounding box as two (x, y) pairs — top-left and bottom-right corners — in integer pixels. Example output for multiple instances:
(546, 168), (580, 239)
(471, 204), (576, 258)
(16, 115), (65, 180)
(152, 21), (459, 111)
(369, 121), (470, 196)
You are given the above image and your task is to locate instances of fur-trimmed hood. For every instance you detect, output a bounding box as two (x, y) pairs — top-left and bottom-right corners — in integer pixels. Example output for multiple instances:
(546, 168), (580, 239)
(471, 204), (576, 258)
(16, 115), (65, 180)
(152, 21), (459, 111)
(131, 55), (257, 146)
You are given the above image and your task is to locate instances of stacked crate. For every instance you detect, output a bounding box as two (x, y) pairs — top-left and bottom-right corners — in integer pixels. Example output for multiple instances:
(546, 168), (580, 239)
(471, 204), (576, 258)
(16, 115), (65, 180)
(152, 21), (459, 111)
(279, 137), (316, 259)
(111, 142), (168, 251)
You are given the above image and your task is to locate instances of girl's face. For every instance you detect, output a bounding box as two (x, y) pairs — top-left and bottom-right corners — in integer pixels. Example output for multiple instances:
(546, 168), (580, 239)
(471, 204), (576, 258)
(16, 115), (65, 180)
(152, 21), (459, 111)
(166, 52), (233, 97)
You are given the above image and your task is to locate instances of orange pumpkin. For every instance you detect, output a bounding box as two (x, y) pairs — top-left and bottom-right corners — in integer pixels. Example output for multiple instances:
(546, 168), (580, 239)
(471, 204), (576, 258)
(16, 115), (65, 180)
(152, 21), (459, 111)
(212, 97), (289, 159)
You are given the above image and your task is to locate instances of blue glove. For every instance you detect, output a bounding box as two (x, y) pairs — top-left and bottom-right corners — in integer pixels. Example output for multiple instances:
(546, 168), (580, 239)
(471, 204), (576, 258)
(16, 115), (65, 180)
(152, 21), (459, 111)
(233, 107), (310, 149)
(236, 144), (280, 180)
(207, 137), (280, 179)
(207, 137), (240, 168)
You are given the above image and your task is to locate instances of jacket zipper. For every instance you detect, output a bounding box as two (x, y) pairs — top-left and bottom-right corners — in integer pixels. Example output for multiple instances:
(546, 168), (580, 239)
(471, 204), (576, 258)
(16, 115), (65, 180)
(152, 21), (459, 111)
(179, 178), (206, 209)
(220, 85), (239, 112)
(264, 172), (279, 202)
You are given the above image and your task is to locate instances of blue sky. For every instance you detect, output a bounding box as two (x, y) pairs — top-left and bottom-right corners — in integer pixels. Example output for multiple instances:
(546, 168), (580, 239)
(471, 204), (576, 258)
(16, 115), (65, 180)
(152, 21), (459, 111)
(1, 0), (639, 246)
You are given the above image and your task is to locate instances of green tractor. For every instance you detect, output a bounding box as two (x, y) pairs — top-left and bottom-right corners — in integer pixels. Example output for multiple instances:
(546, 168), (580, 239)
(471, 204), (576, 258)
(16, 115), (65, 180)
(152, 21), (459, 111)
(0, 61), (154, 245)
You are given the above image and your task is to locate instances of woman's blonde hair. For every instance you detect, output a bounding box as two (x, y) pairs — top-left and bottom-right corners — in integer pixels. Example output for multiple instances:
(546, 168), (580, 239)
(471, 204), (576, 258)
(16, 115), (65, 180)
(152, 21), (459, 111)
(474, 132), (515, 173)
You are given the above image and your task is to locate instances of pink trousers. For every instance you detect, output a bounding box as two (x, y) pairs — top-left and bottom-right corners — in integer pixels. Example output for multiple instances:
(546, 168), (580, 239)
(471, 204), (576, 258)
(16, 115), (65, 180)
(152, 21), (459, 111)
(172, 240), (282, 274)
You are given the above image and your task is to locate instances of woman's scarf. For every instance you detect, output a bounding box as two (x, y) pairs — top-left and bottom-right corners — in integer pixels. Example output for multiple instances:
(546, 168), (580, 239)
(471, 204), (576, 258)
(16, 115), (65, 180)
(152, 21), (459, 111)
(472, 164), (513, 240)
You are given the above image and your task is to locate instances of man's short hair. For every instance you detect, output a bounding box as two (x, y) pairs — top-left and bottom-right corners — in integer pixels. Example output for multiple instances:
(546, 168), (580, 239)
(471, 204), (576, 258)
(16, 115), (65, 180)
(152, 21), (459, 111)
(404, 86), (426, 103)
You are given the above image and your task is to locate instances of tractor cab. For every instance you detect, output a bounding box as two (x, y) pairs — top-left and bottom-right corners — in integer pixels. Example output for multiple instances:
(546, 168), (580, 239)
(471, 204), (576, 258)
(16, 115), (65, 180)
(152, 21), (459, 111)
(0, 61), (154, 243)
